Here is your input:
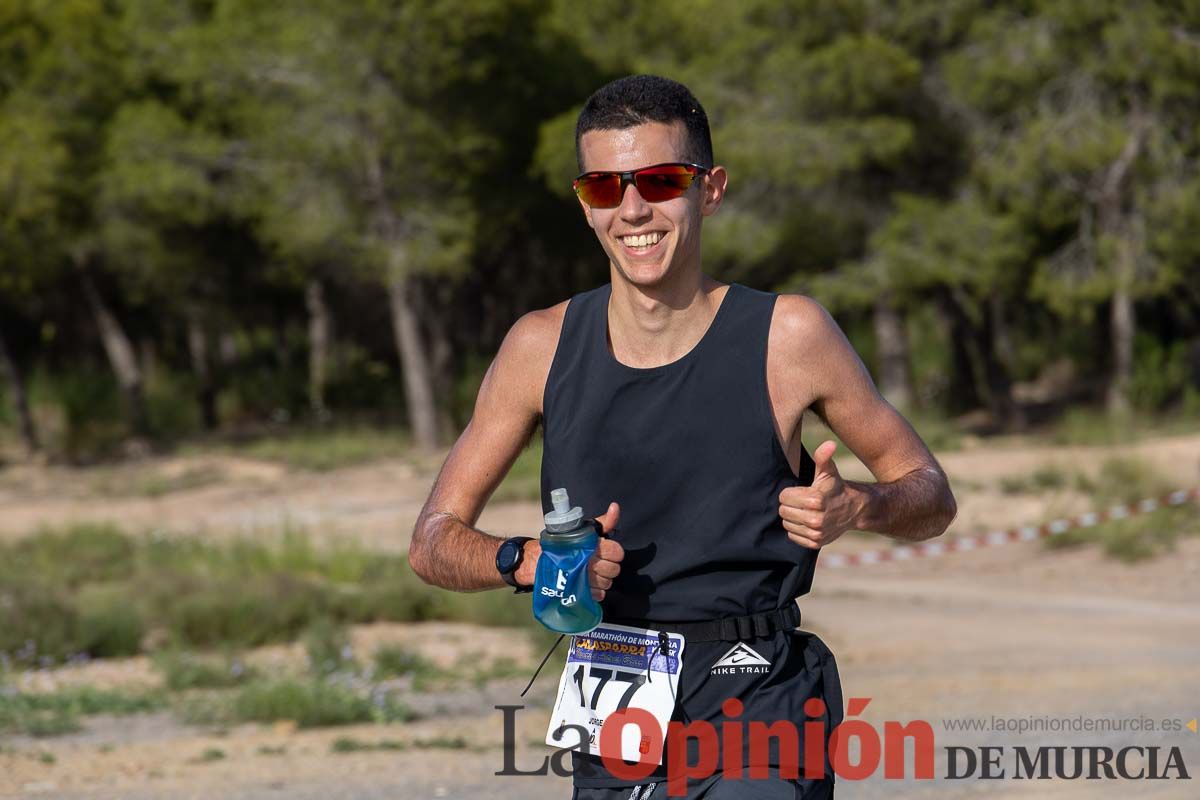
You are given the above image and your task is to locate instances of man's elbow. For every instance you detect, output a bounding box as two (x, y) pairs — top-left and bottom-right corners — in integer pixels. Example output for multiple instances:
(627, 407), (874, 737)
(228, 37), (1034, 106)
(407, 515), (437, 585)
(926, 483), (958, 540)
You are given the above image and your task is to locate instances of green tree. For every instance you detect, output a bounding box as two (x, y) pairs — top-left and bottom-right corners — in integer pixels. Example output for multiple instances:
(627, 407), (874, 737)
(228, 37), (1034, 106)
(191, 0), (590, 448)
(0, 0), (155, 434)
(943, 0), (1200, 416)
(0, 95), (64, 453)
(539, 0), (979, 412)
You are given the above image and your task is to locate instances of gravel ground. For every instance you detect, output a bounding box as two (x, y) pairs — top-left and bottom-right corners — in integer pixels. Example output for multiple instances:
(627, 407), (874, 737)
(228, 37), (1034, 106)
(3, 433), (1199, 798)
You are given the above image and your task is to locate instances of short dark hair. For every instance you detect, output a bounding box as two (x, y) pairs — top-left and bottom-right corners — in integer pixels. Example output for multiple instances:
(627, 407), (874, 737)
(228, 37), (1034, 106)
(575, 75), (713, 171)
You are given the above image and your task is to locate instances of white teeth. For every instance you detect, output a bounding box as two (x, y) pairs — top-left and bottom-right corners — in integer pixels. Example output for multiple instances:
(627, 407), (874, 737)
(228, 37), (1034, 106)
(622, 232), (662, 248)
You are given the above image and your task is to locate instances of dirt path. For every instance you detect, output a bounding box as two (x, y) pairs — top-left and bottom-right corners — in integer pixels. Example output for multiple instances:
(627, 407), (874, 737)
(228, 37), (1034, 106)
(7, 537), (1195, 799)
(2, 432), (1199, 798)
(3, 431), (1197, 550)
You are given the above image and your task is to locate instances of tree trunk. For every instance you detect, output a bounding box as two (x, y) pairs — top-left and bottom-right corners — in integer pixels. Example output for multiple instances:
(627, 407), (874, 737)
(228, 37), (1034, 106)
(186, 312), (218, 431)
(387, 267), (440, 450)
(80, 270), (149, 435)
(1107, 279), (1135, 417)
(306, 278), (331, 419)
(1094, 115), (1146, 418)
(0, 327), (39, 454)
(362, 135), (440, 449)
(872, 294), (914, 411)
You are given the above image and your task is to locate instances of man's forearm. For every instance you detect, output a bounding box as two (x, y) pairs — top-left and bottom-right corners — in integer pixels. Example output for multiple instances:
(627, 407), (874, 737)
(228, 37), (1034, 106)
(848, 466), (957, 542)
(408, 510), (512, 592)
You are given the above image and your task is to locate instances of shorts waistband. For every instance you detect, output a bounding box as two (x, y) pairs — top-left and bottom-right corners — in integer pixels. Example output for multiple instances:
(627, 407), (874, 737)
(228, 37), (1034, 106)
(605, 603), (801, 642)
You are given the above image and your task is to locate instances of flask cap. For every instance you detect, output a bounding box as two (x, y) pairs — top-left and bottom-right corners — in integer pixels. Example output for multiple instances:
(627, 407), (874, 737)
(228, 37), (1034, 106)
(544, 487), (584, 532)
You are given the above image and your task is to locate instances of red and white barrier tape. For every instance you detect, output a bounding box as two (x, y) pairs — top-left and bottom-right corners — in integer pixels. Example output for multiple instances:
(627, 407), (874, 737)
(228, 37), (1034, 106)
(821, 487), (1200, 569)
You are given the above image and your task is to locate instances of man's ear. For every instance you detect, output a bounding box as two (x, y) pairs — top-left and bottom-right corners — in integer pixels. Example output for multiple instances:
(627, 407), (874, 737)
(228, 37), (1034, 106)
(700, 165), (728, 217)
(577, 196), (595, 229)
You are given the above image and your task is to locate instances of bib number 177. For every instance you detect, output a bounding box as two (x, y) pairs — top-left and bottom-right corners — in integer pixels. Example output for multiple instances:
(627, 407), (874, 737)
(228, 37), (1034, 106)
(546, 623), (684, 765)
(571, 664), (647, 711)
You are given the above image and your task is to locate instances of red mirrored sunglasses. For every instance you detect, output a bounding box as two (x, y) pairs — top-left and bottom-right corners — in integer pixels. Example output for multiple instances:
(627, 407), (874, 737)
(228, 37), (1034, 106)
(573, 162), (709, 209)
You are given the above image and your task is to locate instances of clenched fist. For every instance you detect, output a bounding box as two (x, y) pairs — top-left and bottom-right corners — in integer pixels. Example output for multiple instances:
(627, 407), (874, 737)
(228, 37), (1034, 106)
(779, 440), (860, 549)
(513, 501), (624, 600)
(587, 502), (624, 601)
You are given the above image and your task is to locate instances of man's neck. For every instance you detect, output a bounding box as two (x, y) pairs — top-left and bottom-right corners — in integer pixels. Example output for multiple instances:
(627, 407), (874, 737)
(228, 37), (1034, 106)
(606, 270), (728, 369)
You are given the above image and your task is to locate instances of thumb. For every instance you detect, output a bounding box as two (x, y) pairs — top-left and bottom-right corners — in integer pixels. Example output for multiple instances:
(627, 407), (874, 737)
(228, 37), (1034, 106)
(813, 440), (841, 481)
(595, 501), (621, 535)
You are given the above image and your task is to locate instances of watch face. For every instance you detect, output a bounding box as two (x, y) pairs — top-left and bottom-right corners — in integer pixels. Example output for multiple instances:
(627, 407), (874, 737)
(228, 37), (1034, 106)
(497, 540), (521, 572)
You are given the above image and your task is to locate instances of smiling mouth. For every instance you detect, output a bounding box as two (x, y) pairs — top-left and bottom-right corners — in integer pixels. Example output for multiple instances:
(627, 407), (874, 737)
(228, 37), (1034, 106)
(618, 232), (666, 251)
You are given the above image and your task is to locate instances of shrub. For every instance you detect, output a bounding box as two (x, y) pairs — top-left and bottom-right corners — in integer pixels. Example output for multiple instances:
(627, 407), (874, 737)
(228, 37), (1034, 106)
(1046, 507), (1194, 562)
(145, 370), (202, 440)
(231, 679), (374, 728)
(1, 523), (542, 664)
(414, 736), (468, 750)
(159, 573), (327, 649)
(0, 580), (80, 665)
(0, 686), (163, 737)
(11, 523), (136, 588)
(76, 585), (144, 659)
(153, 651), (256, 691)
(371, 645), (434, 680)
(1046, 457), (1195, 560)
(330, 736), (406, 753)
(41, 368), (125, 461)
(1130, 335), (1190, 412)
(304, 618), (355, 676)
(999, 463), (1069, 495)
(1081, 456), (1173, 506)
(193, 747), (226, 763)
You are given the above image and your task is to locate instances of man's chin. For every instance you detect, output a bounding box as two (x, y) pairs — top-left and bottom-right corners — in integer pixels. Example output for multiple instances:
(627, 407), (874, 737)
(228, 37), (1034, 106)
(612, 258), (674, 289)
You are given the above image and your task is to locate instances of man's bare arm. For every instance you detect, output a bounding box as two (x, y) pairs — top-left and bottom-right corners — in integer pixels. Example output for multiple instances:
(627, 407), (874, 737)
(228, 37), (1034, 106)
(410, 475), (531, 592)
(844, 463), (955, 542)
(775, 295), (957, 545)
(408, 304), (625, 599)
(407, 308), (558, 591)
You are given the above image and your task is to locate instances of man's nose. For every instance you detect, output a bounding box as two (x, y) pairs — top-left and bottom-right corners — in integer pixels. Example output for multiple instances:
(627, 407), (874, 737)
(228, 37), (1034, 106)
(617, 180), (651, 220)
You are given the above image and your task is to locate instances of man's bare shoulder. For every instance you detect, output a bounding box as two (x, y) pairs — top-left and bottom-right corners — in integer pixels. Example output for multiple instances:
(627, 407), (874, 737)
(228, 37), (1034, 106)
(769, 293), (841, 357)
(492, 300), (569, 416)
(766, 293), (861, 416)
(503, 300), (568, 364)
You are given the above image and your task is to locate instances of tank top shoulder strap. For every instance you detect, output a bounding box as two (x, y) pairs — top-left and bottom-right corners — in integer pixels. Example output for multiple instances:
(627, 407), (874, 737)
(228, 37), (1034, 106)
(706, 282), (774, 359)
(701, 282), (777, 400)
(708, 283), (817, 486)
(542, 284), (607, 422)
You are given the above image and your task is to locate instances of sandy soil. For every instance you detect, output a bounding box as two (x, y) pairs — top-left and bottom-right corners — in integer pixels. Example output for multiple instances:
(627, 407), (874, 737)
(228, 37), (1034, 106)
(2, 432), (1199, 798)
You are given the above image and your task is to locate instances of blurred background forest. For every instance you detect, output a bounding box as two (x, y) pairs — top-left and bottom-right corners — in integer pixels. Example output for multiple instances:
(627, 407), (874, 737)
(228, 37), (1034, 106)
(3, 5), (1200, 792)
(2, 0), (1200, 463)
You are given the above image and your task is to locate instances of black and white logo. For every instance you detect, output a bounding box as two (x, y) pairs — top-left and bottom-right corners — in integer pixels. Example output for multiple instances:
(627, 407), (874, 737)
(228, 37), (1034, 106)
(709, 642), (771, 676)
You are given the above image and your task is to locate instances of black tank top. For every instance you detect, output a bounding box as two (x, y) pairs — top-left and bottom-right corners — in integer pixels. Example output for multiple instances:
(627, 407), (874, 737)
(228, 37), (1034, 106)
(540, 281), (818, 623)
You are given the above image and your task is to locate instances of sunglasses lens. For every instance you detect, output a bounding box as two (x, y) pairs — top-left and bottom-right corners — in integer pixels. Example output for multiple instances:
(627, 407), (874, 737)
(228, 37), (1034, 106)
(574, 174), (622, 208)
(635, 165), (699, 202)
(574, 164), (703, 208)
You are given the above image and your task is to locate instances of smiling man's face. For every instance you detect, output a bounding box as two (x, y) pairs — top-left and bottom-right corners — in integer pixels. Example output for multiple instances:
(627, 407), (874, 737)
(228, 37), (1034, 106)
(577, 120), (726, 289)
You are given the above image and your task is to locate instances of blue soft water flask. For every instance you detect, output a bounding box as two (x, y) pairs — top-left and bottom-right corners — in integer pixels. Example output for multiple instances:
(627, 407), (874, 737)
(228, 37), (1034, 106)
(532, 488), (603, 634)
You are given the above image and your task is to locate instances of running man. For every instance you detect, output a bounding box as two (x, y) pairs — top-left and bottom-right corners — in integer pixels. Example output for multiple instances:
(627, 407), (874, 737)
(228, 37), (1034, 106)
(409, 74), (957, 799)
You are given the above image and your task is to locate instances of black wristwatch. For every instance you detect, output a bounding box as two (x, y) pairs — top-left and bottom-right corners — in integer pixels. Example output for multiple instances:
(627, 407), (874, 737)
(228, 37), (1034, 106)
(496, 536), (534, 594)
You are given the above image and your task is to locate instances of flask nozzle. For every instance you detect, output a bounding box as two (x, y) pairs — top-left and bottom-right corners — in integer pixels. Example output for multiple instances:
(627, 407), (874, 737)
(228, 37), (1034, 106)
(544, 487), (584, 532)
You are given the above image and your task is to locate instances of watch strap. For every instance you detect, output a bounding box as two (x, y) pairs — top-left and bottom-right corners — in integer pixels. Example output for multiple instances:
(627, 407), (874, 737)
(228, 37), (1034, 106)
(498, 536), (534, 594)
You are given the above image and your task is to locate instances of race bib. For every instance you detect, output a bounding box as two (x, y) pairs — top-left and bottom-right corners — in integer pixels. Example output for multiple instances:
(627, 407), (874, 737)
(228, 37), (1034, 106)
(545, 622), (685, 765)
